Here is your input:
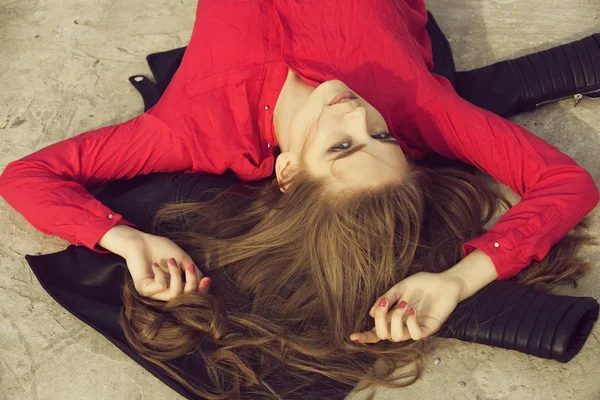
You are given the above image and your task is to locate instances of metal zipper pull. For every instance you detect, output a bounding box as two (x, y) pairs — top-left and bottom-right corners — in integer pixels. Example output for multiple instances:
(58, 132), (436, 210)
(573, 94), (583, 107)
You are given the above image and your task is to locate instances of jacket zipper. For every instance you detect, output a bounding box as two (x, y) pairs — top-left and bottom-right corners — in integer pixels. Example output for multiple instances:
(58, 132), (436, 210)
(535, 87), (600, 107)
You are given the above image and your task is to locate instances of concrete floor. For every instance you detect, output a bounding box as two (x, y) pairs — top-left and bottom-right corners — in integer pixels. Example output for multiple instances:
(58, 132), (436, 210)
(1, 0), (599, 399)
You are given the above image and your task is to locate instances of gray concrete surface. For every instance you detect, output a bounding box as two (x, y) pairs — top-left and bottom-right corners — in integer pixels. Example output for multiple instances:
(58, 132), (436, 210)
(1, 0), (599, 399)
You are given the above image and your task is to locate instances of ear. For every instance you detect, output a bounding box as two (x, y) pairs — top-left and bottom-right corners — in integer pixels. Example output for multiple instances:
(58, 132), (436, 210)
(275, 151), (300, 193)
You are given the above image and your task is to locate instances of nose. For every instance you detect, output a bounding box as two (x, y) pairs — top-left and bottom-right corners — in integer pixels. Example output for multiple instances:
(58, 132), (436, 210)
(345, 105), (369, 134)
(347, 105), (367, 120)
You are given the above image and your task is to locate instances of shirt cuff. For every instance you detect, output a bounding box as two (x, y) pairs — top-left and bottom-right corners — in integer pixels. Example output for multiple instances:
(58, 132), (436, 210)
(462, 233), (526, 280)
(462, 204), (564, 280)
(74, 207), (138, 253)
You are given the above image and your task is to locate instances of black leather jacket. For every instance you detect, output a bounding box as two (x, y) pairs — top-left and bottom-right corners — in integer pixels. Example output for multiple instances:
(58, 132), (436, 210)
(24, 11), (599, 399)
(26, 171), (598, 399)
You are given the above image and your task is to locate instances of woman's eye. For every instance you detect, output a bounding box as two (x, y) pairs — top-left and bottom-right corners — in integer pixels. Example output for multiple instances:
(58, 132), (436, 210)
(372, 132), (392, 139)
(328, 132), (393, 152)
(329, 141), (351, 152)
(328, 135), (353, 152)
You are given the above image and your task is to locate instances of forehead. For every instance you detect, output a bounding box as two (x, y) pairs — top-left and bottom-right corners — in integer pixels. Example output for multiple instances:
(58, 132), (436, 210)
(330, 151), (405, 187)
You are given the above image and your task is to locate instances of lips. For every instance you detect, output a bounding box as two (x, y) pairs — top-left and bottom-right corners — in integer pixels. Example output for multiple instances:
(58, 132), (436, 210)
(329, 90), (357, 106)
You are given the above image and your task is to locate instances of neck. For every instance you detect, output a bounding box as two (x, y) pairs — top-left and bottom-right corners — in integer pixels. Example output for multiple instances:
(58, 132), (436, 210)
(273, 69), (315, 152)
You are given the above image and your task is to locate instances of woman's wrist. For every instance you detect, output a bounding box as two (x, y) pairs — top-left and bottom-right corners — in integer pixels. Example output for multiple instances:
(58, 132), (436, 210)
(98, 224), (145, 257)
(441, 249), (499, 301)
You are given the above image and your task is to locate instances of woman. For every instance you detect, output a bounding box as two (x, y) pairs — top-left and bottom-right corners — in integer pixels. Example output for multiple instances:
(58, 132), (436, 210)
(0, 0), (599, 398)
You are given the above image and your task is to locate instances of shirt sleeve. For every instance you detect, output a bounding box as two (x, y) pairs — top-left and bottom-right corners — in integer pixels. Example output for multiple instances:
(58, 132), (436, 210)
(403, 75), (599, 279)
(361, 2), (598, 279)
(0, 104), (201, 252)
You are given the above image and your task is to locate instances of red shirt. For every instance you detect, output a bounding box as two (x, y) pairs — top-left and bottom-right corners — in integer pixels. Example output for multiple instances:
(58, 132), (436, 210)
(0, 0), (597, 279)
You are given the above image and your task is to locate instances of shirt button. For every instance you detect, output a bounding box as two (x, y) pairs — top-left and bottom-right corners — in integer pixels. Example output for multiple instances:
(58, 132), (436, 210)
(108, 213), (114, 219)
(494, 242), (500, 248)
(267, 142), (271, 148)
(264, 105), (270, 110)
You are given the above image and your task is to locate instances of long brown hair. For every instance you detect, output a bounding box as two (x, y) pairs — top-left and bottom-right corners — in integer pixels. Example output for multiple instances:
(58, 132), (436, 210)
(120, 161), (596, 399)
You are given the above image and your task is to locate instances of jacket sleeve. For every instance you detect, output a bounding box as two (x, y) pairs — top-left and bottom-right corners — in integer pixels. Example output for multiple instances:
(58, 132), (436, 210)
(0, 103), (202, 252)
(404, 75), (599, 279)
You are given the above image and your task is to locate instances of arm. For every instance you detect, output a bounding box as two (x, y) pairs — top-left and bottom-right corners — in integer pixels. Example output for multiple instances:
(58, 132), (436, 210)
(363, 3), (598, 277)
(0, 106), (202, 252)
(351, 250), (498, 343)
(352, 74), (599, 343)
(404, 79), (599, 279)
(441, 248), (498, 301)
(98, 225), (143, 256)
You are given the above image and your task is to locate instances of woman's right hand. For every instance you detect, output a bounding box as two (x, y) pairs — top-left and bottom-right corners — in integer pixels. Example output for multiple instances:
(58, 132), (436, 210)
(99, 225), (211, 301)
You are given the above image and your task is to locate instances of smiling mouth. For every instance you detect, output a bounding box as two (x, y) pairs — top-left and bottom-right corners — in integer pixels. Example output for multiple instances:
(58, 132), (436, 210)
(329, 90), (357, 106)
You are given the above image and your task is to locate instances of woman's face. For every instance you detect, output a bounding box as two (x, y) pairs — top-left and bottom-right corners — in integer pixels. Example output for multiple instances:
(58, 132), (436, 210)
(285, 80), (408, 191)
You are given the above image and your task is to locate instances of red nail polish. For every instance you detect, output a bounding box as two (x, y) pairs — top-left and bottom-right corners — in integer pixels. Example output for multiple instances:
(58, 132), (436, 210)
(379, 298), (387, 307)
(169, 258), (177, 265)
(397, 301), (407, 309)
(187, 264), (195, 273)
(202, 278), (211, 288)
(351, 339), (359, 343)
(409, 308), (415, 316)
(152, 263), (159, 268)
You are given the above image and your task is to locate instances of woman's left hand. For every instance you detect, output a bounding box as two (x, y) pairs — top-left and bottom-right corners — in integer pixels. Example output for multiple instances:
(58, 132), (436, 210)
(350, 271), (465, 343)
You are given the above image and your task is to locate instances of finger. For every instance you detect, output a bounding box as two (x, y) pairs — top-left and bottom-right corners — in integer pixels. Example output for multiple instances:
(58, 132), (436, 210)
(182, 255), (204, 282)
(168, 257), (183, 297)
(136, 277), (173, 301)
(149, 287), (176, 302)
(194, 265), (204, 282)
(135, 277), (163, 298)
(390, 301), (409, 342)
(127, 256), (161, 292)
(183, 263), (199, 294)
(198, 276), (211, 293)
(406, 307), (424, 341)
(374, 298), (391, 340)
(369, 288), (404, 318)
(417, 313), (443, 339)
(135, 263), (166, 296)
(152, 263), (167, 291)
(349, 328), (381, 344)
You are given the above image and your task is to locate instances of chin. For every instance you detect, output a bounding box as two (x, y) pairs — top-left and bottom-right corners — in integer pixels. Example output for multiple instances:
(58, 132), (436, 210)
(317, 80), (350, 104)
(318, 79), (347, 92)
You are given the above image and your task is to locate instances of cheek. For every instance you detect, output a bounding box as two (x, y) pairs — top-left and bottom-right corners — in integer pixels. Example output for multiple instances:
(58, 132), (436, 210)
(393, 151), (409, 178)
(299, 144), (319, 171)
(290, 98), (319, 134)
(288, 114), (310, 147)
(391, 148), (406, 167)
(371, 110), (388, 128)
(292, 112), (323, 155)
(300, 146), (331, 178)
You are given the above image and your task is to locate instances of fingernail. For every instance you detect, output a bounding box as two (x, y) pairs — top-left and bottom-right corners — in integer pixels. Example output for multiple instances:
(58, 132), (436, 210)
(169, 258), (177, 265)
(397, 301), (407, 309)
(409, 307), (415, 316)
(378, 298), (387, 307)
(152, 263), (159, 268)
(351, 339), (359, 343)
(202, 278), (211, 288)
(187, 264), (195, 273)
